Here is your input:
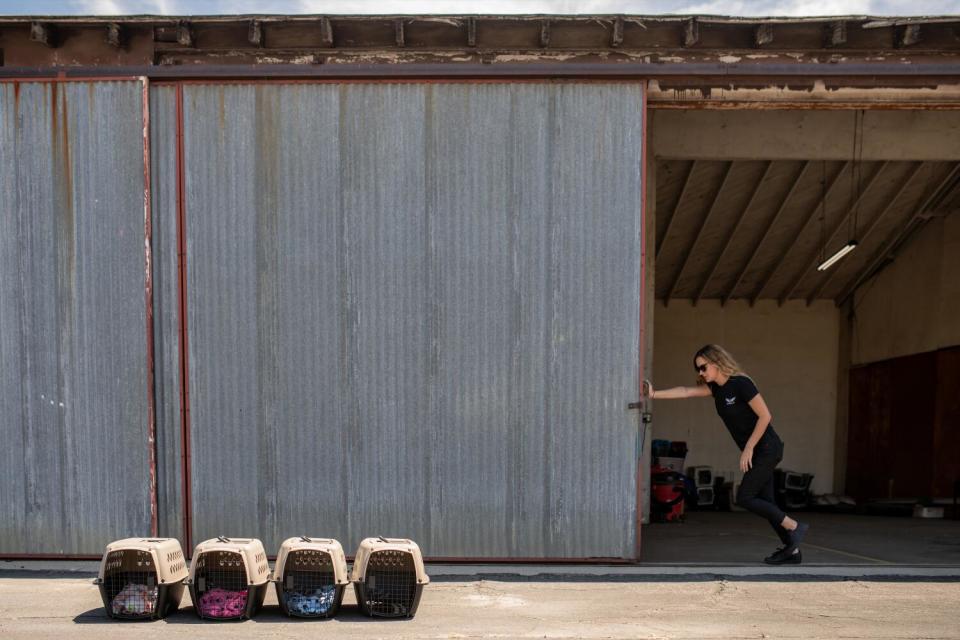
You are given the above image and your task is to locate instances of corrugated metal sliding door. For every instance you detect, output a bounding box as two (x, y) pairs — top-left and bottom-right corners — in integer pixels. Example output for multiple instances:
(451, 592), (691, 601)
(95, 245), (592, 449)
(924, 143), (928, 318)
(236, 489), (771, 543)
(178, 82), (643, 558)
(0, 81), (154, 554)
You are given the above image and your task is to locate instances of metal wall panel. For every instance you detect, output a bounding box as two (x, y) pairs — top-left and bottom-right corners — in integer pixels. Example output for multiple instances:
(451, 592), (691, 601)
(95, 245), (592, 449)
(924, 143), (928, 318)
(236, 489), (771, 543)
(181, 82), (643, 558)
(149, 85), (183, 542)
(0, 81), (152, 554)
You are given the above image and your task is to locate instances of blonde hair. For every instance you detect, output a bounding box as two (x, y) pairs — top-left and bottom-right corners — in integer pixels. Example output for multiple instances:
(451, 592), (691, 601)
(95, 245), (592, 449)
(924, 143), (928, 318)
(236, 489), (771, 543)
(693, 344), (744, 384)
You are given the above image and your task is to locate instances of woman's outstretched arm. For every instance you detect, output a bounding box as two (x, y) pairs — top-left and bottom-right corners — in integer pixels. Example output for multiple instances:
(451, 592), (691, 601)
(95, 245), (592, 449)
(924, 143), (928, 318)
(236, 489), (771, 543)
(643, 380), (711, 399)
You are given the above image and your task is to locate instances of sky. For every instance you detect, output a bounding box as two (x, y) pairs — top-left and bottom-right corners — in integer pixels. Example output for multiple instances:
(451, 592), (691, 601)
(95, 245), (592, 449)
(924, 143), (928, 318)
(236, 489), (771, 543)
(0, 0), (956, 17)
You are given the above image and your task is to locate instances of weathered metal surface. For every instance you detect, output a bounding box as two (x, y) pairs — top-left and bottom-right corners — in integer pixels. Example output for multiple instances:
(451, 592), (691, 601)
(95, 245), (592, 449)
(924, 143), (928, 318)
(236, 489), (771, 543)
(5, 63), (960, 82)
(1, 14), (959, 70)
(0, 81), (152, 554)
(148, 84), (184, 544)
(648, 80), (960, 109)
(179, 82), (643, 558)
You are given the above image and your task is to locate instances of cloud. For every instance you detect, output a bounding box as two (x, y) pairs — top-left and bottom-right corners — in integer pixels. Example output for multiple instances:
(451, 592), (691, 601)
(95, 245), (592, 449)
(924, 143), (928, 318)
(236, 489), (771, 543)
(680, 1), (874, 16)
(67, 0), (180, 14)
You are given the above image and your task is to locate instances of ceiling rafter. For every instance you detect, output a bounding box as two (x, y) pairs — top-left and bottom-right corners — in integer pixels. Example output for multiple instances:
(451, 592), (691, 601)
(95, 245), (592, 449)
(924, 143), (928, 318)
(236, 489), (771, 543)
(806, 161), (926, 305)
(745, 160), (850, 306)
(655, 160), (697, 263)
(665, 161), (734, 306)
(837, 164), (960, 306)
(776, 161), (888, 305)
(722, 161), (811, 306)
(693, 161), (773, 305)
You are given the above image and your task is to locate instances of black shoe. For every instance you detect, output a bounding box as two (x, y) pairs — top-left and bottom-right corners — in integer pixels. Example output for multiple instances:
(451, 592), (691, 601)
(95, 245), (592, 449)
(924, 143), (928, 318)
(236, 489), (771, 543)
(765, 545), (785, 561)
(788, 522), (810, 549)
(764, 546), (802, 565)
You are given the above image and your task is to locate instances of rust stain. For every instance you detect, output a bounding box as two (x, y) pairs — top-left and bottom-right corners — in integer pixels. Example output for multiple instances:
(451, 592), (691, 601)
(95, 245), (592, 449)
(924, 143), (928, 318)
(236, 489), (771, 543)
(50, 83), (75, 301)
(50, 82), (58, 138)
(218, 85), (226, 132)
(61, 88), (73, 219)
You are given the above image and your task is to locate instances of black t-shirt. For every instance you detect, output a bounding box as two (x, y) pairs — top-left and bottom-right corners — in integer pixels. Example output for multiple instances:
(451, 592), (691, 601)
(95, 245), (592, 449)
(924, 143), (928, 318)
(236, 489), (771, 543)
(707, 375), (782, 451)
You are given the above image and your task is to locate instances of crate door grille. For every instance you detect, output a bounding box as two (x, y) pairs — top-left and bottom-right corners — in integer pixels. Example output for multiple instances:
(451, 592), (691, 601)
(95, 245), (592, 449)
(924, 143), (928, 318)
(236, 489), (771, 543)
(364, 551), (417, 617)
(104, 550), (159, 618)
(282, 550), (337, 616)
(195, 551), (249, 618)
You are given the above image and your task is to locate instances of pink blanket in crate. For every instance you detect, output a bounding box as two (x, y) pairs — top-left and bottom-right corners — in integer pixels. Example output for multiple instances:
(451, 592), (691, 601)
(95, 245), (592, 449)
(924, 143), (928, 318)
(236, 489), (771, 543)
(198, 587), (248, 618)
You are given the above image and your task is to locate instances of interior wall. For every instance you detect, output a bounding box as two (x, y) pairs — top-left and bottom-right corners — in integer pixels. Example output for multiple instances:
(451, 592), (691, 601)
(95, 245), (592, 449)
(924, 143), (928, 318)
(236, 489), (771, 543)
(851, 214), (960, 365)
(652, 110), (960, 161)
(652, 300), (839, 494)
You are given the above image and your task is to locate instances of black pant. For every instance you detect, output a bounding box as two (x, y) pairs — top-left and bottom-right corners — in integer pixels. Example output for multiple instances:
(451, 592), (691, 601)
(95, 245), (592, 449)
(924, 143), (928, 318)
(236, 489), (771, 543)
(736, 441), (790, 545)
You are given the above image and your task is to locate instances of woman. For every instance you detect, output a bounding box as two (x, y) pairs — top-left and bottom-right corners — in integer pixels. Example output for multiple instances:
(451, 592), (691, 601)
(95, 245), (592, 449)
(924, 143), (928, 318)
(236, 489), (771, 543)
(644, 344), (809, 565)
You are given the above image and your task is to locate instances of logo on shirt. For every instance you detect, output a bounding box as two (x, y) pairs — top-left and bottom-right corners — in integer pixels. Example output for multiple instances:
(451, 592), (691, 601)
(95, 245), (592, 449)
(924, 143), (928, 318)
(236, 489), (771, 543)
(725, 396), (736, 406)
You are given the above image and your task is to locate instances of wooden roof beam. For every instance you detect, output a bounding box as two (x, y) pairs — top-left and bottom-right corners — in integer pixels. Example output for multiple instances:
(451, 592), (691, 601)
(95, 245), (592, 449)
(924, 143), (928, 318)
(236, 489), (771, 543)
(611, 17), (624, 48)
(755, 24), (774, 47)
(320, 17), (334, 48)
(826, 21), (847, 47)
(806, 162), (926, 305)
(248, 20), (263, 47)
(683, 18), (699, 47)
(693, 161), (773, 306)
(176, 22), (193, 47)
(898, 24), (921, 47)
(30, 22), (56, 48)
(836, 164), (960, 306)
(776, 162), (887, 305)
(723, 161), (810, 306)
(747, 161), (849, 306)
(665, 161), (734, 306)
(106, 23), (125, 48)
(540, 20), (551, 48)
(655, 160), (697, 264)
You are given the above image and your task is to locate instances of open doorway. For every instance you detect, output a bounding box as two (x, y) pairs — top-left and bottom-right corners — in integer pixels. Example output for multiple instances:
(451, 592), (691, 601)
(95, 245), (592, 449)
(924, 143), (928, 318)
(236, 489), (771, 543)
(642, 107), (960, 565)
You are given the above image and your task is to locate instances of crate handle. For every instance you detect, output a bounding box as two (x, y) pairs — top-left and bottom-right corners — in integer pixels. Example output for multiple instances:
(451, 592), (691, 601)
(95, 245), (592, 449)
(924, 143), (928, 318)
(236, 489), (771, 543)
(300, 536), (311, 543)
(377, 536), (388, 543)
(217, 536), (230, 543)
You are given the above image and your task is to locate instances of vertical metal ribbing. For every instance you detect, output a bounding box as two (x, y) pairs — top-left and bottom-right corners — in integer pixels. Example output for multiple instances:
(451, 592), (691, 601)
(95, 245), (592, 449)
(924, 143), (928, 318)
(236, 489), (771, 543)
(175, 82), (193, 553)
(142, 76), (159, 538)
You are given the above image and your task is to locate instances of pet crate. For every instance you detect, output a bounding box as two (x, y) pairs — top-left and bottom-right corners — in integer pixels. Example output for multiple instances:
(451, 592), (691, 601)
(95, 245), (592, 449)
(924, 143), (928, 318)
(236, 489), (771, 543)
(186, 537), (270, 620)
(272, 537), (349, 618)
(689, 466), (714, 488)
(775, 470), (815, 510)
(696, 486), (715, 507)
(350, 537), (429, 618)
(95, 538), (187, 620)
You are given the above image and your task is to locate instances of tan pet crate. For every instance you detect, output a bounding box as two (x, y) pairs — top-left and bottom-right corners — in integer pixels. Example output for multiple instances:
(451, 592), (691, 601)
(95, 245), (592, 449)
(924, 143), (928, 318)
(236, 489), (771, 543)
(272, 536), (349, 618)
(186, 537), (270, 620)
(94, 538), (187, 620)
(350, 537), (429, 618)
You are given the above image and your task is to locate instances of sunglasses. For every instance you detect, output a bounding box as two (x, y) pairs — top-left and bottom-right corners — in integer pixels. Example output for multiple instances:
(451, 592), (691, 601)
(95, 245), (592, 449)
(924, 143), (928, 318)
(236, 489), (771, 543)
(695, 363), (709, 373)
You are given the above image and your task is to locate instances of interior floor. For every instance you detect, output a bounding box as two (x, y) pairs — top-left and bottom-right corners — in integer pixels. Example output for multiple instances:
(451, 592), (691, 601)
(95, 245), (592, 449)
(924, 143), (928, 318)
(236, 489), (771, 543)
(640, 511), (960, 565)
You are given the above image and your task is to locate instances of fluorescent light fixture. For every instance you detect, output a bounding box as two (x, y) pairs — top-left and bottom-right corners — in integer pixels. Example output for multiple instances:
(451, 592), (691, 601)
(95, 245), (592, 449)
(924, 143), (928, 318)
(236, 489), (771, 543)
(817, 241), (858, 272)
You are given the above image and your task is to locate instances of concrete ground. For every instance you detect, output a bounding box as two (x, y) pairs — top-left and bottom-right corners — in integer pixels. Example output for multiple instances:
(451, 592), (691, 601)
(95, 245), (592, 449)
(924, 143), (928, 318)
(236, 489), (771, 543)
(2, 512), (959, 639)
(2, 567), (960, 639)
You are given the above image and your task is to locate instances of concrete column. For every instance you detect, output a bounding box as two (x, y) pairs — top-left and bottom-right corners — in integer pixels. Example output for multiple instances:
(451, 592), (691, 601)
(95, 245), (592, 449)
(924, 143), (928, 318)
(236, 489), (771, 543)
(833, 299), (853, 494)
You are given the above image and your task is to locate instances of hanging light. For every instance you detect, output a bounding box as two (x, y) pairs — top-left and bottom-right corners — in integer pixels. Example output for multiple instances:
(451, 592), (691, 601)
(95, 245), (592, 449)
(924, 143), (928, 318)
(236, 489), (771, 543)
(817, 111), (864, 273)
(816, 240), (857, 271)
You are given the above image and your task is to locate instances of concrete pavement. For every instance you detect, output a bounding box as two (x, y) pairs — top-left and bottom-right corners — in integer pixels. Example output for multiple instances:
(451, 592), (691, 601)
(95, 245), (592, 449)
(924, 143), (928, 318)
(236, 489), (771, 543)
(1, 566), (958, 639)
